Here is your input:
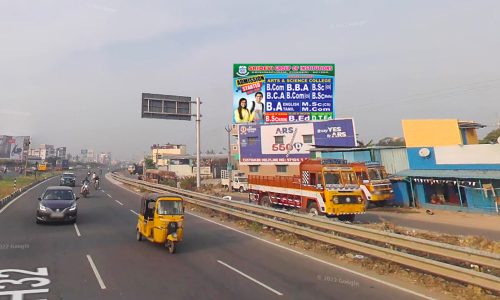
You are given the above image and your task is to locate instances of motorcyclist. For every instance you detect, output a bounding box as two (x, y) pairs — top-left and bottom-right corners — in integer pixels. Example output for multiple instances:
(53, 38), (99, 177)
(92, 172), (97, 182)
(93, 174), (100, 189)
(81, 177), (90, 194)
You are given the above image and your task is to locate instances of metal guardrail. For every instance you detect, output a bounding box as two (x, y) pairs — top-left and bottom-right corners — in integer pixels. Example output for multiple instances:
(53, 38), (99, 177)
(111, 173), (500, 292)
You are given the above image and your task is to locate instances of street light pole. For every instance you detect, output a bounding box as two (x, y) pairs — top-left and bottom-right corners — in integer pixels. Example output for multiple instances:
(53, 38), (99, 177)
(196, 97), (201, 189)
(225, 125), (232, 190)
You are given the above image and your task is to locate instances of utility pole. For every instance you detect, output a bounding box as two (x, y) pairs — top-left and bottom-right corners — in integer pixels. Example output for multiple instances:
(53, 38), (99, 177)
(225, 125), (232, 190)
(196, 97), (201, 189)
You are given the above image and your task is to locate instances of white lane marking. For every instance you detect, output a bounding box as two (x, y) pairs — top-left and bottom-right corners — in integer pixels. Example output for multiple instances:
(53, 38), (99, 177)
(189, 213), (436, 300)
(0, 177), (57, 214)
(115, 200), (124, 206)
(217, 260), (283, 296)
(130, 209), (139, 216)
(74, 223), (81, 237)
(107, 176), (435, 300)
(86, 255), (106, 290)
(106, 193), (112, 198)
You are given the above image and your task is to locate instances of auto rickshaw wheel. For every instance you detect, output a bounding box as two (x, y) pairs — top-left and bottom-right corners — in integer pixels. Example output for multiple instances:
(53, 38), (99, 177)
(136, 229), (142, 241)
(166, 240), (176, 254)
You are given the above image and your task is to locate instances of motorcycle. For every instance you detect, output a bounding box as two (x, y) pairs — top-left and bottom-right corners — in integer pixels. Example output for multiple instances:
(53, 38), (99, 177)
(81, 182), (90, 198)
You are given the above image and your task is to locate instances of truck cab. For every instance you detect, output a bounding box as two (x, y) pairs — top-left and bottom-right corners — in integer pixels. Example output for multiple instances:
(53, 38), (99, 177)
(351, 162), (394, 207)
(221, 170), (248, 192)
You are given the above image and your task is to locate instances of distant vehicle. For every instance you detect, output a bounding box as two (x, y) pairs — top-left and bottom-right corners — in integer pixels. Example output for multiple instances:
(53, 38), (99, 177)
(128, 163), (143, 175)
(60, 172), (76, 187)
(61, 159), (69, 170)
(36, 186), (78, 224)
(38, 162), (48, 171)
(221, 170), (248, 192)
(351, 162), (394, 207)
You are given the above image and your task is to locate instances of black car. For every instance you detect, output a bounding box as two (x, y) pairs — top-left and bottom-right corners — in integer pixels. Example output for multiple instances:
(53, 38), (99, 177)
(36, 186), (78, 224)
(60, 172), (76, 187)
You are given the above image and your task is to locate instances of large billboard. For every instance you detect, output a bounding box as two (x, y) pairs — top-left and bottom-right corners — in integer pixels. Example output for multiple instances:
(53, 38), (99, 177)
(238, 119), (356, 165)
(233, 64), (335, 124)
(0, 136), (29, 160)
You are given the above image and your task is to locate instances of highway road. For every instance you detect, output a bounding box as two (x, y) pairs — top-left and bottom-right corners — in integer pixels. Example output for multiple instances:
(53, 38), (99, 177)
(0, 172), (437, 300)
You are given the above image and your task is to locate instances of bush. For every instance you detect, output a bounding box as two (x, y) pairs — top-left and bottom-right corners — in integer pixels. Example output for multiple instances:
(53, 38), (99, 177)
(180, 176), (197, 191)
(160, 178), (177, 188)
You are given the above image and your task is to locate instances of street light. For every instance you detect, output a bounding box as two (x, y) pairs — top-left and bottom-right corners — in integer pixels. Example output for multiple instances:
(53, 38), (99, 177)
(225, 125), (232, 189)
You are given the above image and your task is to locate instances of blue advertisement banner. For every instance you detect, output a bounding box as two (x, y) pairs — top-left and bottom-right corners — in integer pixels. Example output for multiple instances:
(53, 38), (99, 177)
(238, 119), (356, 164)
(233, 64), (335, 124)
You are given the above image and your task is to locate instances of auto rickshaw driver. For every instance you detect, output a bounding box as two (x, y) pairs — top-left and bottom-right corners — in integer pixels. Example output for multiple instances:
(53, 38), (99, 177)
(136, 194), (184, 254)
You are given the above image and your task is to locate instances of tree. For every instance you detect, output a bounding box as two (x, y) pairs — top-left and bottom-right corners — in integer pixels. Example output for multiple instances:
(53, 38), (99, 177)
(376, 137), (405, 147)
(145, 158), (155, 169)
(480, 128), (500, 144)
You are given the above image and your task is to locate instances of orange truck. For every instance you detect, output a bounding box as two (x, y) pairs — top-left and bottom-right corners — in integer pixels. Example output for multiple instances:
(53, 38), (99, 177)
(248, 159), (366, 221)
(350, 162), (394, 207)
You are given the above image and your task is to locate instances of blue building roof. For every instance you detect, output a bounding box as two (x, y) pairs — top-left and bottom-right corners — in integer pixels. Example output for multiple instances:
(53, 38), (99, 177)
(395, 169), (500, 180)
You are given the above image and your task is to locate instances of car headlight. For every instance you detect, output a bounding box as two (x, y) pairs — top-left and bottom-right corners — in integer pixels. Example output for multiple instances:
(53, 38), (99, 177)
(69, 204), (77, 211)
(39, 205), (47, 212)
(357, 197), (363, 203)
(332, 197), (339, 204)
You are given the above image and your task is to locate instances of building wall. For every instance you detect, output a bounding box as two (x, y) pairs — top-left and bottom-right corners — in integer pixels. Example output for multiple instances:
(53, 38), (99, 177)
(413, 182), (498, 213)
(408, 145), (500, 170)
(240, 164), (299, 177)
(378, 148), (409, 175)
(402, 119), (462, 147)
(464, 128), (479, 144)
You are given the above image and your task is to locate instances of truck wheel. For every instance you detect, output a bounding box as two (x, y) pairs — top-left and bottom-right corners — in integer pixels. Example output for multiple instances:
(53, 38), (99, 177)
(338, 214), (355, 222)
(239, 186), (244, 193)
(136, 229), (143, 241)
(261, 196), (271, 207)
(307, 203), (319, 216)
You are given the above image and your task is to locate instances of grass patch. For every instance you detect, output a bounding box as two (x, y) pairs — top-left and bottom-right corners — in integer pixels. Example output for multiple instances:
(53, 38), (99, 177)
(0, 172), (60, 199)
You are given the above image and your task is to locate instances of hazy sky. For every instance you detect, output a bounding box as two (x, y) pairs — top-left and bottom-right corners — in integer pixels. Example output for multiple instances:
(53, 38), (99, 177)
(1, 0), (499, 160)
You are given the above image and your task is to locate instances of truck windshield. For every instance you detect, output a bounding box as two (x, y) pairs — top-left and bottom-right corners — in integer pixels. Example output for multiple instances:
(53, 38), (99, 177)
(157, 200), (183, 215)
(341, 172), (358, 184)
(237, 178), (248, 183)
(368, 168), (387, 180)
(323, 172), (341, 185)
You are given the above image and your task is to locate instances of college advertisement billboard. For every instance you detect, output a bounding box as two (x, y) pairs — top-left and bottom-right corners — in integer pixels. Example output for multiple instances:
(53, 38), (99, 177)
(233, 64), (335, 124)
(0, 135), (29, 160)
(238, 119), (356, 165)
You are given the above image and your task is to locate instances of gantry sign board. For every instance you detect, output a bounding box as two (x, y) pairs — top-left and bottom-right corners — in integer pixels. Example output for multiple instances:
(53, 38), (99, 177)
(233, 64), (335, 124)
(238, 119), (356, 165)
(141, 93), (192, 121)
(0, 135), (30, 160)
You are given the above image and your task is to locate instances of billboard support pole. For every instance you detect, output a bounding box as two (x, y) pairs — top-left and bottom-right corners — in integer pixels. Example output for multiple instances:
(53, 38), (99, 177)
(24, 138), (30, 177)
(196, 97), (201, 189)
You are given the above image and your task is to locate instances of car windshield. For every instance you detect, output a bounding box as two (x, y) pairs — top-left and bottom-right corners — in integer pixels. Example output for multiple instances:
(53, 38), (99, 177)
(43, 190), (75, 200)
(157, 200), (183, 215)
(62, 174), (75, 178)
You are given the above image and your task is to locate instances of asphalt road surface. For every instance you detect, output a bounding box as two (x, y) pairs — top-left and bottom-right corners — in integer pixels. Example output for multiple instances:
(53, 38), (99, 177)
(0, 172), (436, 300)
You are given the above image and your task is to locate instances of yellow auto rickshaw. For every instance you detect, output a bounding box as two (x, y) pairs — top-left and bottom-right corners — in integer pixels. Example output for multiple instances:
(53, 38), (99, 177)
(136, 193), (184, 254)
